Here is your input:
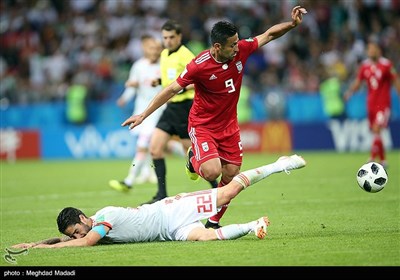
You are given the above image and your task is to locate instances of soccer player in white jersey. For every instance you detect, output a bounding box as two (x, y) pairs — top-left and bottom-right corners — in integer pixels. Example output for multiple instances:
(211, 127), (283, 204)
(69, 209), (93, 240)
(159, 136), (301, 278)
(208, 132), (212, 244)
(109, 35), (165, 190)
(12, 154), (306, 248)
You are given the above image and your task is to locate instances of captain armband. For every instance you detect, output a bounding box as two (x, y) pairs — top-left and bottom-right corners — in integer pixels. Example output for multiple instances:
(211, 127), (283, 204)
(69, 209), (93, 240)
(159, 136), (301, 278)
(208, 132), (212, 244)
(91, 225), (107, 238)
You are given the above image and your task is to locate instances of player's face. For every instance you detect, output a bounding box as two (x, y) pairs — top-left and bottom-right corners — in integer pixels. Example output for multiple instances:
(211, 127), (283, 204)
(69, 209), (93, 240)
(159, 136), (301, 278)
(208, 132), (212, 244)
(64, 219), (92, 239)
(218, 34), (239, 62)
(162, 30), (182, 52)
(143, 39), (162, 63)
(367, 43), (381, 61)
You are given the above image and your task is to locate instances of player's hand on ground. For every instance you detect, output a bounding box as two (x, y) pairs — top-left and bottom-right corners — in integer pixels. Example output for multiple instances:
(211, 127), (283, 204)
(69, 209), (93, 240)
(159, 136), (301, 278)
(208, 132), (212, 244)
(32, 243), (53, 248)
(292, 6), (307, 26)
(121, 114), (145, 130)
(11, 242), (36, 249)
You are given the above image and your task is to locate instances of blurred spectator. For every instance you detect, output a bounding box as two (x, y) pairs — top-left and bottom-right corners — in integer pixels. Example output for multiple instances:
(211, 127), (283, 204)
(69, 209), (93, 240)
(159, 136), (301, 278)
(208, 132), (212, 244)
(319, 65), (345, 120)
(237, 77), (251, 124)
(65, 71), (88, 125)
(0, 0), (398, 126)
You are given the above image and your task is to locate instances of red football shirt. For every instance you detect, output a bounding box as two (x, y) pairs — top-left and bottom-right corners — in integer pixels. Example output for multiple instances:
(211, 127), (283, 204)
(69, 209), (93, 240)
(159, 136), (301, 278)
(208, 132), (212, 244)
(176, 38), (258, 131)
(357, 57), (395, 111)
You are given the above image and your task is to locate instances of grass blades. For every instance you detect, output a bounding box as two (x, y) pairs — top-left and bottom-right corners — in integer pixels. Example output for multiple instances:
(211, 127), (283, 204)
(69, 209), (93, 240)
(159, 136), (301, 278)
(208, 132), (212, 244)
(1, 150), (399, 267)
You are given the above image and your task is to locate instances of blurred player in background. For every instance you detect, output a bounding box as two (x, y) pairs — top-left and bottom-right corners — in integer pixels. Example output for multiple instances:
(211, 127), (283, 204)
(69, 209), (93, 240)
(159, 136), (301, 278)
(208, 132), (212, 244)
(143, 20), (217, 205)
(109, 35), (164, 191)
(122, 6), (307, 228)
(344, 39), (400, 169)
(11, 154), (306, 248)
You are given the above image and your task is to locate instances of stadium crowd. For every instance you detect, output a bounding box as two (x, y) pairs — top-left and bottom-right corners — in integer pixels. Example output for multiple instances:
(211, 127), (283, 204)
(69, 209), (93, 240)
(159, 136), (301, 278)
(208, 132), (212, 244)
(1, 0), (399, 107)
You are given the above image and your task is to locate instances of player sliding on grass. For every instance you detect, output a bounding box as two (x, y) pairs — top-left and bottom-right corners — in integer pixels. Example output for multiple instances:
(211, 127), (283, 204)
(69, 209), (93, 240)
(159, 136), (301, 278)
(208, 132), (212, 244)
(12, 155), (305, 248)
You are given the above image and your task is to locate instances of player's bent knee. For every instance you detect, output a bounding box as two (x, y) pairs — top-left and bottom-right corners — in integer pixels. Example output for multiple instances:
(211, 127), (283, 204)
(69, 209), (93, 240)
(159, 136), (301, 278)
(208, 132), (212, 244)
(201, 168), (221, 181)
(203, 173), (220, 182)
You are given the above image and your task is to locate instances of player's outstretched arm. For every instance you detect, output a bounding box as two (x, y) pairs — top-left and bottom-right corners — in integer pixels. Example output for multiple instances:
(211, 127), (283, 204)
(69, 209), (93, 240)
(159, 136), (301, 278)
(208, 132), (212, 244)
(12, 236), (73, 249)
(216, 154), (307, 207)
(121, 80), (183, 130)
(13, 230), (103, 249)
(344, 78), (362, 101)
(256, 5), (307, 47)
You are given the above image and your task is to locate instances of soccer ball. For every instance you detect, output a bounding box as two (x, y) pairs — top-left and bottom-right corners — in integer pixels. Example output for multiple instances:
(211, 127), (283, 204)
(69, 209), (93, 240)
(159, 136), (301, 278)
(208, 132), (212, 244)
(356, 162), (388, 193)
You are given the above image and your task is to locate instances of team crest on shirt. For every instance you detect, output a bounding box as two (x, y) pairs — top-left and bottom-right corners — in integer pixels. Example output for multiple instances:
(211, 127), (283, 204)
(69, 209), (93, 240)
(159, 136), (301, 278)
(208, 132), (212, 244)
(201, 142), (209, 152)
(236, 61), (243, 73)
(245, 37), (254, 42)
(96, 214), (105, 222)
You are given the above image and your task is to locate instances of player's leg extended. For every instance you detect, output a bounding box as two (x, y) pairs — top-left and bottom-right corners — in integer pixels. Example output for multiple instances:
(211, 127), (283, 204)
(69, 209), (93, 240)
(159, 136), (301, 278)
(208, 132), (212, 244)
(372, 109), (390, 167)
(187, 216), (270, 241)
(173, 190), (269, 241)
(187, 154), (307, 241)
(218, 154), (307, 205)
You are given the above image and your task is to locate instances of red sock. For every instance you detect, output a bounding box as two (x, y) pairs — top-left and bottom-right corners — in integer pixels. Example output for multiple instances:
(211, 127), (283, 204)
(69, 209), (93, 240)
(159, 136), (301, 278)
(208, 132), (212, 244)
(371, 137), (379, 160)
(375, 136), (385, 161)
(208, 180), (230, 224)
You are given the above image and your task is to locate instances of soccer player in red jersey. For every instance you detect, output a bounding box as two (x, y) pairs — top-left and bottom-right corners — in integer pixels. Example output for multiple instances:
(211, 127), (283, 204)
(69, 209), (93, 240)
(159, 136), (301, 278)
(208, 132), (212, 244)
(344, 40), (400, 169)
(122, 6), (307, 228)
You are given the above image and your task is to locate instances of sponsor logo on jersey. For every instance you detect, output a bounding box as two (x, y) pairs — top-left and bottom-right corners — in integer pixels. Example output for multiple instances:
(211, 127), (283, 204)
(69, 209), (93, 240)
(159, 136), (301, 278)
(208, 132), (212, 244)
(209, 74), (217, 80)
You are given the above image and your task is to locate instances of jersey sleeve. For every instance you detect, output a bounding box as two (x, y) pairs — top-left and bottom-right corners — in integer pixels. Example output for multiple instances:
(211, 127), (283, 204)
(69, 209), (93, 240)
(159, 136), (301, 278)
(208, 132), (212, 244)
(91, 225), (108, 238)
(176, 59), (196, 88)
(356, 62), (366, 81)
(389, 62), (397, 81)
(119, 61), (140, 102)
(128, 60), (140, 82)
(91, 207), (117, 233)
(240, 37), (259, 58)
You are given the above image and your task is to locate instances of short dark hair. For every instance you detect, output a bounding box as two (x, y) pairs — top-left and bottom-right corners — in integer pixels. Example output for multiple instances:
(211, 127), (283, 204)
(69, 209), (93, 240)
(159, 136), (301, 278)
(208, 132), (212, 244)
(57, 207), (86, 234)
(161, 20), (182, 34)
(210, 21), (238, 45)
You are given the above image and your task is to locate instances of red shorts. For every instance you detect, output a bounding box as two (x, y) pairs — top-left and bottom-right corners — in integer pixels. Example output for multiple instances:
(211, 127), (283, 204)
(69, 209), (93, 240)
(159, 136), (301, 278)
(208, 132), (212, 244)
(368, 107), (390, 129)
(188, 124), (242, 166)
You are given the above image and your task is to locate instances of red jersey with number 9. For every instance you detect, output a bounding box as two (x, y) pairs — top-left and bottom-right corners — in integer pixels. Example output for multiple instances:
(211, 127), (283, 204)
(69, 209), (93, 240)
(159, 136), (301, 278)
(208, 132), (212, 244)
(176, 38), (258, 131)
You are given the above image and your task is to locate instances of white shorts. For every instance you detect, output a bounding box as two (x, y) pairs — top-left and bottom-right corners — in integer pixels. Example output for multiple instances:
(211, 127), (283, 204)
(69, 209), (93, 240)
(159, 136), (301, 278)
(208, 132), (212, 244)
(162, 189), (218, 241)
(129, 117), (158, 149)
(136, 130), (153, 149)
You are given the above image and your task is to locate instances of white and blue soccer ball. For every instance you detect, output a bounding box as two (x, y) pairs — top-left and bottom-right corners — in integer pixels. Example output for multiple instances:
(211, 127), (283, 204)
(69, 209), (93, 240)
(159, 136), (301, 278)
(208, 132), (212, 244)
(356, 162), (388, 193)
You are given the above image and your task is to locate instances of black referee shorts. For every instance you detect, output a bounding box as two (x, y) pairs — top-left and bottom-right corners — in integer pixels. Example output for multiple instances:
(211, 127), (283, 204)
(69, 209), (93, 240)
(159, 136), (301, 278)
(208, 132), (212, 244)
(156, 99), (193, 139)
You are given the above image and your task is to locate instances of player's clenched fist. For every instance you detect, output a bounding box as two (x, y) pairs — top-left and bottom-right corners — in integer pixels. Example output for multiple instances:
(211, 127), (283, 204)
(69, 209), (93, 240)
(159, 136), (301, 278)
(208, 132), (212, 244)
(291, 6), (307, 26)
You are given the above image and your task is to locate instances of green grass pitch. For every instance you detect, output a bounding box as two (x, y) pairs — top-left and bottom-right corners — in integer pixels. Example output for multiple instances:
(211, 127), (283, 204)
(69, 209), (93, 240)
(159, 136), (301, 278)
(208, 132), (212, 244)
(1, 150), (399, 267)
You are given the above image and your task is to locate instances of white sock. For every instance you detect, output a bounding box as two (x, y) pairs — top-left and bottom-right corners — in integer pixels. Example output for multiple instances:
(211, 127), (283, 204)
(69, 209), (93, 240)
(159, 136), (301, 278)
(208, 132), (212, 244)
(124, 159), (136, 186)
(125, 151), (148, 185)
(233, 161), (282, 189)
(139, 154), (153, 178)
(214, 221), (256, 240)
